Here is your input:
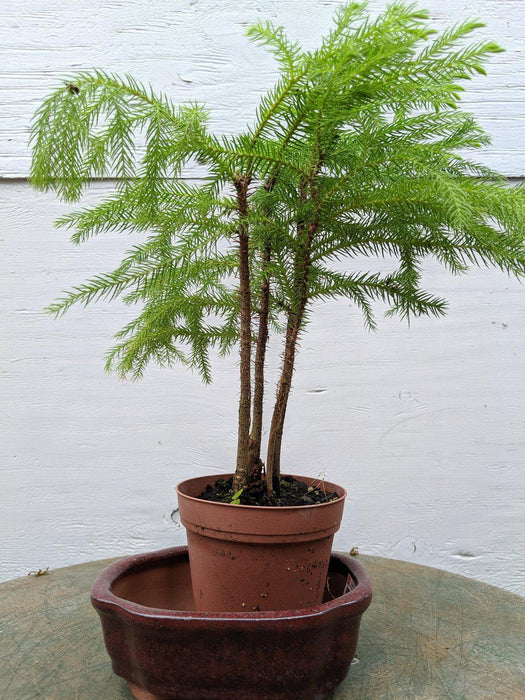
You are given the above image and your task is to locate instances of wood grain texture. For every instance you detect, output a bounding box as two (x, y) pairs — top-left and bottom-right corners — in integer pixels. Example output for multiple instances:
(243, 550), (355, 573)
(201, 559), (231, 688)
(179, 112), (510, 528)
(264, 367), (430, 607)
(1, 180), (524, 593)
(1, 0), (524, 177)
(2, 0), (525, 592)
(0, 555), (523, 699)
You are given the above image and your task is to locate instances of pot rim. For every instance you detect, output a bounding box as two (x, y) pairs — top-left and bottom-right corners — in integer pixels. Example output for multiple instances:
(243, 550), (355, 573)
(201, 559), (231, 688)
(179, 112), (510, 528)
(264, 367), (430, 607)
(176, 473), (347, 511)
(91, 545), (372, 623)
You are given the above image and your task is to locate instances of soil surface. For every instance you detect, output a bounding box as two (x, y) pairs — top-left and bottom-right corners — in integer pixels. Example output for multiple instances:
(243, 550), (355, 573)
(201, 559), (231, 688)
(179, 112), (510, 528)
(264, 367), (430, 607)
(198, 475), (339, 507)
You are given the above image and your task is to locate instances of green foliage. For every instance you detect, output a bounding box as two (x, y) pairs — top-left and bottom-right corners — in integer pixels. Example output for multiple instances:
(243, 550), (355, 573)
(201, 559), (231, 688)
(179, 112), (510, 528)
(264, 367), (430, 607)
(30, 1), (525, 382)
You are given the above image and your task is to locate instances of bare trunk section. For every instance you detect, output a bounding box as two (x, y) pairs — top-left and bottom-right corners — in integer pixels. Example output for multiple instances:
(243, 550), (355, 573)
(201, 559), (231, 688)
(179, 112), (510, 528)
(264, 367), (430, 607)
(233, 176), (252, 492)
(265, 316), (300, 492)
(266, 214), (317, 493)
(248, 241), (271, 481)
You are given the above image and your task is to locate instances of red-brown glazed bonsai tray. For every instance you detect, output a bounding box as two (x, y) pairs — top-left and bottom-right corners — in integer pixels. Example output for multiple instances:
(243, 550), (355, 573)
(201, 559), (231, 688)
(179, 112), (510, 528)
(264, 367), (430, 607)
(91, 545), (372, 700)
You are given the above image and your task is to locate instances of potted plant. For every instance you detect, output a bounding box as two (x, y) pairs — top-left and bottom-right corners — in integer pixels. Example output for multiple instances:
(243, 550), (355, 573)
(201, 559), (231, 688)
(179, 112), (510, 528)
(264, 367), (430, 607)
(30, 0), (523, 691)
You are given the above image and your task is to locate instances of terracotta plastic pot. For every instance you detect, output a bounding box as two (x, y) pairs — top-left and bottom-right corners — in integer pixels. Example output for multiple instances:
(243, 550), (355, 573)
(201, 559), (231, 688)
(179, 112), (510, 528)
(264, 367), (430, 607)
(91, 545), (372, 700)
(176, 473), (346, 612)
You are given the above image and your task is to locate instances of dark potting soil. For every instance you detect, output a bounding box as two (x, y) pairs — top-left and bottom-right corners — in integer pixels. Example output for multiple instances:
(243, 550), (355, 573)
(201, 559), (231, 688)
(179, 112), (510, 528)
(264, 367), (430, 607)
(197, 475), (339, 507)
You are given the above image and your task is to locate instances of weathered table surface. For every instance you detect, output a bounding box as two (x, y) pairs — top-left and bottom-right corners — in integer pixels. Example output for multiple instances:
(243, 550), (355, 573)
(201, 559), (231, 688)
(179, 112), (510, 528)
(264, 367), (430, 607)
(1, 554), (524, 700)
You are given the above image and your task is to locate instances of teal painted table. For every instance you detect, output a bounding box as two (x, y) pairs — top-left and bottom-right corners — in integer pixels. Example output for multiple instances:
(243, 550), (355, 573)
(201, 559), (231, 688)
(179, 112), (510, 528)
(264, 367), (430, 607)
(1, 555), (523, 699)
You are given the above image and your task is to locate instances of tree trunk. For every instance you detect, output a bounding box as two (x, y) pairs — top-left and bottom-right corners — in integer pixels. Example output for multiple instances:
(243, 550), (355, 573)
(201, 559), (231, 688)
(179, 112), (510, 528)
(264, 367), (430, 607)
(248, 241), (271, 481)
(265, 315), (301, 492)
(265, 215), (317, 493)
(233, 176), (252, 492)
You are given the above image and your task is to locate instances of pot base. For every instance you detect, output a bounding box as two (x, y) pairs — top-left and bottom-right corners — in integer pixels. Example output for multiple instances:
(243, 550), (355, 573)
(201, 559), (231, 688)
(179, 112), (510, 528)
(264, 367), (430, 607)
(92, 546), (372, 700)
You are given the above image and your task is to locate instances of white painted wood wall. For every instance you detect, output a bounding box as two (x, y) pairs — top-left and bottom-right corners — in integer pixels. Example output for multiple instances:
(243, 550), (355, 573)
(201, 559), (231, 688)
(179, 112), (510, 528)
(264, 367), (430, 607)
(1, 0), (523, 593)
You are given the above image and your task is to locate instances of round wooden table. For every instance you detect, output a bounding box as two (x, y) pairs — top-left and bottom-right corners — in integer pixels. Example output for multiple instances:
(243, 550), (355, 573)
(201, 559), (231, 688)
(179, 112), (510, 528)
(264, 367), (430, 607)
(1, 554), (523, 699)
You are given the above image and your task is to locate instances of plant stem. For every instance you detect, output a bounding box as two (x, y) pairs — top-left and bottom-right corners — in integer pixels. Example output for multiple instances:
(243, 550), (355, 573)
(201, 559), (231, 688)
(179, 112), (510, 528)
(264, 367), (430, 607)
(266, 175), (318, 493)
(248, 240), (271, 479)
(233, 175), (252, 492)
(265, 316), (299, 493)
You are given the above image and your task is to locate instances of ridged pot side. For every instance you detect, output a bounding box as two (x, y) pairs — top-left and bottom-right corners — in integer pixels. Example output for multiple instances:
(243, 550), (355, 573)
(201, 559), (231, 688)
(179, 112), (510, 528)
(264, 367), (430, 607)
(176, 474), (346, 612)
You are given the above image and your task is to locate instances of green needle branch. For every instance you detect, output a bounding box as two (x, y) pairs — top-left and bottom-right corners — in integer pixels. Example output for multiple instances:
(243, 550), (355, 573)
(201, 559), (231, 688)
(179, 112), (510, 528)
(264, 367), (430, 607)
(30, 1), (525, 496)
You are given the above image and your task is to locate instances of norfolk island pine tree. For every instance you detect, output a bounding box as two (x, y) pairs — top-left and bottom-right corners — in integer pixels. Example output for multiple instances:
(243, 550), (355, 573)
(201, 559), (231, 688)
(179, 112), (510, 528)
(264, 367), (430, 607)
(30, 2), (525, 500)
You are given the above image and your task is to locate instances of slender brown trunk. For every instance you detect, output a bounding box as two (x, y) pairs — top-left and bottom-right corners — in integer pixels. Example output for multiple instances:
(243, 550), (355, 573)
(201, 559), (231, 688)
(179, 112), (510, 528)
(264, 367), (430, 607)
(248, 241), (271, 480)
(265, 316), (300, 492)
(233, 175), (252, 492)
(266, 213), (317, 493)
